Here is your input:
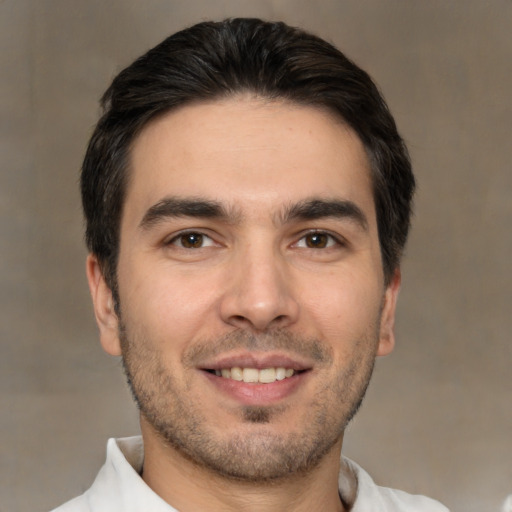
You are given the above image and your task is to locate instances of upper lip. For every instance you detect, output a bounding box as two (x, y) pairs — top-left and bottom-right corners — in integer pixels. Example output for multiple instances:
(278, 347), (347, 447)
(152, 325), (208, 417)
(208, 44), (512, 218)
(198, 352), (313, 372)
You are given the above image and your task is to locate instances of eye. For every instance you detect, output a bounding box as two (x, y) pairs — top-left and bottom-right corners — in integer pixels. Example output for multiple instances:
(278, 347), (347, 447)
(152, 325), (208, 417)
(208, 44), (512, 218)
(168, 231), (216, 249)
(295, 231), (340, 249)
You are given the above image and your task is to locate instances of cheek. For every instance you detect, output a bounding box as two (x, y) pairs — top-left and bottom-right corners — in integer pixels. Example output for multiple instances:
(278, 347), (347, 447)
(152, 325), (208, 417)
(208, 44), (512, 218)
(300, 268), (383, 343)
(118, 260), (223, 347)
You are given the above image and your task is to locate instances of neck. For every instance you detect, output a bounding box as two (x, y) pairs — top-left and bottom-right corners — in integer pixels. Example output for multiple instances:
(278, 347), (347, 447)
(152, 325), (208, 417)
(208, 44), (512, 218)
(140, 421), (349, 512)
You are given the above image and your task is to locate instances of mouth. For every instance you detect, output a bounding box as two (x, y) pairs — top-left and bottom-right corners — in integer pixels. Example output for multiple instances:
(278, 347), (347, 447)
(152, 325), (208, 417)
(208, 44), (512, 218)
(198, 352), (313, 404)
(205, 367), (302, 384)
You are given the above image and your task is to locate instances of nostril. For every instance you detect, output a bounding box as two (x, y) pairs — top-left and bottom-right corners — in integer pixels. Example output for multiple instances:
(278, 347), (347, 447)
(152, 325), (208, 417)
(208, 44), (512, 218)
(226, 315), (254, 329)
(226, 313), (290, 333)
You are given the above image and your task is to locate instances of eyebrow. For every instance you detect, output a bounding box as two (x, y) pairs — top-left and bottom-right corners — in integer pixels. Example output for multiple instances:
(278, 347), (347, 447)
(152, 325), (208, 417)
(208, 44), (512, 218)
(139, 197), (238, 230)
(139, 196), (369, 232)
(278, 199), (369, 231)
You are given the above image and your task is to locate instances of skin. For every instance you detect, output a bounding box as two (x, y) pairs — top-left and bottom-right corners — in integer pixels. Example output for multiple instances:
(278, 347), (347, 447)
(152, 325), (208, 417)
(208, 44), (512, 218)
(86, 97), (400, 512)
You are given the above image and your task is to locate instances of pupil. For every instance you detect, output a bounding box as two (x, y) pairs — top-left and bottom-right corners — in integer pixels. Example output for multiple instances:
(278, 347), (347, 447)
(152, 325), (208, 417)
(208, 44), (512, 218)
(307, 233), (327, 248)
(182, 233), (203, 248)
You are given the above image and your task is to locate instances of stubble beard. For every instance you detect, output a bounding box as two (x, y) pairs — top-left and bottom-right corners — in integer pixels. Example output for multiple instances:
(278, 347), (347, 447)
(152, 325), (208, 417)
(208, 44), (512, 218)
(119, 321), (378, 483)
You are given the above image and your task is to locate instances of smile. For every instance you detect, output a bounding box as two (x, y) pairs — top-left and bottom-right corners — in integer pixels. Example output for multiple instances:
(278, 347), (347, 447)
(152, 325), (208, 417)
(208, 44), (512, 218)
(209, 367), (296, 383)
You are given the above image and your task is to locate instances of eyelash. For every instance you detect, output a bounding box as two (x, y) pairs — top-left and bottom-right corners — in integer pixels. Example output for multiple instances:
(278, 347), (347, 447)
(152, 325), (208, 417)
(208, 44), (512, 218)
(165, 229), (344, 250)
(166, 231), (217, 249)
(293, 230), (344, 250)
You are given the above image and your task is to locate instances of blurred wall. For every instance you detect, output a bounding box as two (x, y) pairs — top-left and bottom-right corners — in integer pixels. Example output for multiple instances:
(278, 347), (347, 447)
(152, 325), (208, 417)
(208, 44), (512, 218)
(1, 1), (511, 511)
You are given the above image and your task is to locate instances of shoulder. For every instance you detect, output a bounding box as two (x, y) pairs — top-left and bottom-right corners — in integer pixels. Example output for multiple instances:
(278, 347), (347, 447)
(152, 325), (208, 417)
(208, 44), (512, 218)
(48, 437), (143, 512)
(342, 457), (450, 512)
(376, 486), (450, 512)
(49, 494), (90, 512)
(48, 437), (177, 512)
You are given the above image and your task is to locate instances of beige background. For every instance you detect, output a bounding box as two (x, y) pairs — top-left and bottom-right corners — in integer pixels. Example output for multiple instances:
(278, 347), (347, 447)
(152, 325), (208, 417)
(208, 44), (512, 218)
(1, 1), (511, 511)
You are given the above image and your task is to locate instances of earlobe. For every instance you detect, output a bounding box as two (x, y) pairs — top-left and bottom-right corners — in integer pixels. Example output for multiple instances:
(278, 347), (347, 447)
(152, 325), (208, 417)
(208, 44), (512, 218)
(377, 268), (401, 357)
(85, 254), (122, 356)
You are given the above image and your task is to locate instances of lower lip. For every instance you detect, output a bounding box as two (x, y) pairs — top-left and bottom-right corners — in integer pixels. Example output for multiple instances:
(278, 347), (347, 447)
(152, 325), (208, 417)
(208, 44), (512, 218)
(202, 371), (308, 405)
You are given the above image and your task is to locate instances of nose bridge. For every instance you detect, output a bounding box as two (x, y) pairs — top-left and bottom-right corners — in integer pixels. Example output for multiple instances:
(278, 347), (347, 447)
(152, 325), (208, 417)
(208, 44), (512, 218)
(220, 234), (299, 331)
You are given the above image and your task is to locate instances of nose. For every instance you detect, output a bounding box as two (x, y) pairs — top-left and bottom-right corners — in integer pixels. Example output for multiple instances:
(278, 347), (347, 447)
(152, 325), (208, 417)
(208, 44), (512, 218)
(219, 243), (300, 332)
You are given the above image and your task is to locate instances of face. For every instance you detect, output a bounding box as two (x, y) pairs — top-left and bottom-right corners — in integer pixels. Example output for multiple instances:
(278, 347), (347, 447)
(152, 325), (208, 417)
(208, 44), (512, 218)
(87, 97), (400, 481)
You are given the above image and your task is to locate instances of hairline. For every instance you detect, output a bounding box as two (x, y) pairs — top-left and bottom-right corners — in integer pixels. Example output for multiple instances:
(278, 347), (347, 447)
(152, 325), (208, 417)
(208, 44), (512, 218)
(101, 92), (391, 298)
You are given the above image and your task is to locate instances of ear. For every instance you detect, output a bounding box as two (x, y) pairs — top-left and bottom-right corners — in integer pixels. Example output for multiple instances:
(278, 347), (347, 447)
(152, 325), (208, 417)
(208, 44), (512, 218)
(377, 268), (401, 357)
(85, 254), (122, 356)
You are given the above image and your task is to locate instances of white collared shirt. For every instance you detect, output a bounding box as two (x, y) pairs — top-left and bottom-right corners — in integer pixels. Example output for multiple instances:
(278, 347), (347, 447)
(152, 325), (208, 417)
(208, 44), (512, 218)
(51, 436), (449, 511)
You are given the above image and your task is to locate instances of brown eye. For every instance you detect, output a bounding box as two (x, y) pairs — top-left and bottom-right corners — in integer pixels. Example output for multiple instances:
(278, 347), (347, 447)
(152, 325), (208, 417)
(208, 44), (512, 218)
(305, 233), (330, 248)
(167, 231), (217, 250)
(178, 232), (205, 248)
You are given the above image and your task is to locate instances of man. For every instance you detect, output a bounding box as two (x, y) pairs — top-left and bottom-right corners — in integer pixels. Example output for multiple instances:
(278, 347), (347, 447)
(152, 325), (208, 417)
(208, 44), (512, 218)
(53, 18), (448, 512)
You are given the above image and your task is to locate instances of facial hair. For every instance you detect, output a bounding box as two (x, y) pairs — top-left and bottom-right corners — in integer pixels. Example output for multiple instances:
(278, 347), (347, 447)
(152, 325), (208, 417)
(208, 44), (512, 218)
(120, 324), (378, 483)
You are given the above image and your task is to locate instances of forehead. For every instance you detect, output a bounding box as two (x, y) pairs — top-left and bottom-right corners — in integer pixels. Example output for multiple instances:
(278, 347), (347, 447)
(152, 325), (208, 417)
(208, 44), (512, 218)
(125, 97), (374, 224)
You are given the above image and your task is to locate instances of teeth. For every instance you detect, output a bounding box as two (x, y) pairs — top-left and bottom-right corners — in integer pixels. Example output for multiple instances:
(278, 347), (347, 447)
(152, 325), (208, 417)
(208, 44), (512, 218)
(214, 367), (296, 383)
(276, 367), (286, 381)
(258, 368), (276, 383)
(231, 367), (243, 381)
(243, 368), (259, 383)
